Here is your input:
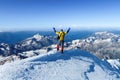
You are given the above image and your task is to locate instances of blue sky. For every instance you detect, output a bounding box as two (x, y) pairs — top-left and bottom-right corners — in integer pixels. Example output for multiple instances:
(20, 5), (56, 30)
(0, 0), (120, 31)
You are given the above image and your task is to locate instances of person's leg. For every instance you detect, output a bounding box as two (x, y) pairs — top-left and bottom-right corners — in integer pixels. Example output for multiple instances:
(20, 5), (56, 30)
(57, 40), (60, 51)
(61, 40), (64, 53)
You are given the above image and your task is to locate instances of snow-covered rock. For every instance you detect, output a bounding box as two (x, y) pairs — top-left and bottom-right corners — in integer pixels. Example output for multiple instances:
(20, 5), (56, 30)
(0, 43), (11, 56)
(0, 49), (119, 80)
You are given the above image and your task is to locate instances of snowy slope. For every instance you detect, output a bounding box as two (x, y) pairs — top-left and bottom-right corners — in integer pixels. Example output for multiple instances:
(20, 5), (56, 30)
(0, 49), (119, 80)
(107, 59), (120, 71)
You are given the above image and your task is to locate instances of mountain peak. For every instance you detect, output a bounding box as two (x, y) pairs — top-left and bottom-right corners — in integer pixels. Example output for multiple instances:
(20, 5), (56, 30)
(33, 33), (44, 41)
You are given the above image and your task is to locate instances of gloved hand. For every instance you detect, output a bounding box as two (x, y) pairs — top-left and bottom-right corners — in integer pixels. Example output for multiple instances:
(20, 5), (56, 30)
(67, 28), (71, 33)
(53, 27), (56, 32)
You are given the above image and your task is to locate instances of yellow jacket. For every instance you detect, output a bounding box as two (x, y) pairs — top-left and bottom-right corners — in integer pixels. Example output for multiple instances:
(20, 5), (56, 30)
(56, 31), (67, 41)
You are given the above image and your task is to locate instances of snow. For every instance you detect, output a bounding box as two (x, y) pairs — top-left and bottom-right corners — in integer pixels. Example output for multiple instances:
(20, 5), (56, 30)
(0, 56), (4, 60)
(107, 59), (120, 70)
(72, 39), (80, 44)
(21, 49), (48, 57)
(94, 39), (111, 44)
(117, 39), (120, 42)
(0, 49), (119, 80)
(33, 33), (43, 41)
(95, 31), (108, 35)
(95, 31), (115, 37)
(0, 48), (5, 51)
(26, 40), (32, 45)
(6, 46), (10, 50)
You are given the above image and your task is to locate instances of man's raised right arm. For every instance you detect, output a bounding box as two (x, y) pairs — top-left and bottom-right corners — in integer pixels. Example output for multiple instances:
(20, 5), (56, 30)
(67, 28), (71, 33)
(53, 27), (56, 32)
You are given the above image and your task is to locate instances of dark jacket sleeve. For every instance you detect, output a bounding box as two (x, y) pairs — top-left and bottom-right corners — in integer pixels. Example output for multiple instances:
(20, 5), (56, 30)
(67, 28), (71, 33)
(53, 27), (56, 32)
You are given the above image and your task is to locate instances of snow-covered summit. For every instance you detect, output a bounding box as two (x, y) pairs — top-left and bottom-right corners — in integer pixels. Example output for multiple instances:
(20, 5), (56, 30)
(33, 33), (43, 41)
(0, 49), (119, 80)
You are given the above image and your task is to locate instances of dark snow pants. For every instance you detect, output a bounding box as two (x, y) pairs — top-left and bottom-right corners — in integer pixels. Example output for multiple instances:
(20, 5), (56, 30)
(57, 40), (64, 52)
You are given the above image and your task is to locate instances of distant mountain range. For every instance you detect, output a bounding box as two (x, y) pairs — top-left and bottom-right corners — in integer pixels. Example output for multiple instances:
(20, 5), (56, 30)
(0, 34), (57, 64)
(71, 31), (120, 59)
(0, 31), (93, 44)
(0, 31), (120, 67)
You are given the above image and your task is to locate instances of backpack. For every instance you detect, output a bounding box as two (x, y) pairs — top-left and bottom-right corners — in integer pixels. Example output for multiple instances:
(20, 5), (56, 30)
(56, 32), (65, 40)
(57, 35), (60, 40)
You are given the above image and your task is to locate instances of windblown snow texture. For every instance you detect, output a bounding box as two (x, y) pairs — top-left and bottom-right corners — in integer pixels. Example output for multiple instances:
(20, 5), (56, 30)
(0, 49), (119, 80)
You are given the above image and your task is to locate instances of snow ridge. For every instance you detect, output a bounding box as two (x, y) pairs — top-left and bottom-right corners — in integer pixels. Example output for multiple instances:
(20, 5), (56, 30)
(0, 49), (119, 80)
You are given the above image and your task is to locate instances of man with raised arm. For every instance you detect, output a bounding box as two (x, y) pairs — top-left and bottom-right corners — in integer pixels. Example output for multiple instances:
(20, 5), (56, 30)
(53, 27), (71, 53)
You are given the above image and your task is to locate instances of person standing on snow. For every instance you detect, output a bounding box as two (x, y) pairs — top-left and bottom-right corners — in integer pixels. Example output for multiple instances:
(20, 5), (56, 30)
(53, 27), (71, 53)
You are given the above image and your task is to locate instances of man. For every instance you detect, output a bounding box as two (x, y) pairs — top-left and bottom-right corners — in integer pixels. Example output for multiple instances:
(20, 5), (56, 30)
(53, 27), (70, 53)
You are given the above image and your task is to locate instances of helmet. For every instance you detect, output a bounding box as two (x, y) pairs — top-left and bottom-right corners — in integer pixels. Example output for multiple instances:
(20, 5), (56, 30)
(61, 29), (63, 31)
